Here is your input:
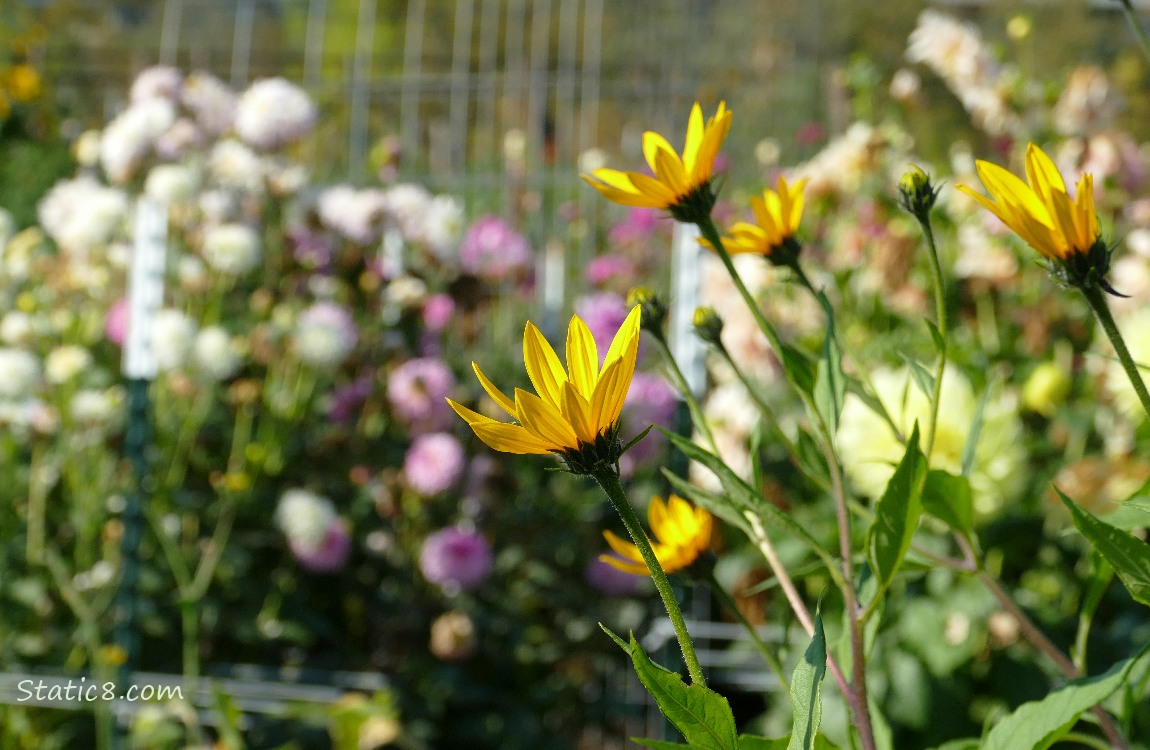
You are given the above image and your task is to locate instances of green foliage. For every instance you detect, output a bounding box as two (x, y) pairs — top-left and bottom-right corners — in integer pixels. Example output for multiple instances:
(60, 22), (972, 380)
(607, 629), (738, 750)
(868, 424), (927, 589)
(813, 306), (846, 438)
(983, 655), (1138, 750)
(921, 470), (973, 538)
(787, 610), (828, 750)
(1058, 488), (1150, 607)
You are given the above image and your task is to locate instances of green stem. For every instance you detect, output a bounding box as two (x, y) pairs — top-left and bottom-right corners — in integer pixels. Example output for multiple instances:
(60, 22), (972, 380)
(698, 217), (788, 359)
(1082, 284), (1150, 422)
(650, 334), (719, 455)
(708, 571), (790, 691)
(715, 342), (808, 473)
(1119, 0), (1150, 67)
(592, 468), (705, 686)
(1063, 732), (1117, 750)
(917, 215), (948, 459)
(180, 598), (201, 698)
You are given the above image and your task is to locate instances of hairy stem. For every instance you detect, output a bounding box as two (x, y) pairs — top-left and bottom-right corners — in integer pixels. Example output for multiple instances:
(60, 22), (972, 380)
(593, 468), (706, 686)
(1082, 284), (1150, 422)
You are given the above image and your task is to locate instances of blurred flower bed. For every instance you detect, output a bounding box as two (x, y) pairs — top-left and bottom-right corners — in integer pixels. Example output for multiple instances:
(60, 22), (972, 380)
(0, 64), (685, 750)
(5, 6), (1150, 750)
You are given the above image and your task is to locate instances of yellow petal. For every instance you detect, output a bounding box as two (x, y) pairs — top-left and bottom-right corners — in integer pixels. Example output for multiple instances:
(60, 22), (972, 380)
(682, 102), (704, 175)
(590, 357), (624, 434)
(470, 421), (555, 454)
(447, 398), (500, 427)
(523, 321), (568, 408)
(515, 388), (579, 451)
(566, 315), (599, 399)
(472, 362), (517, 417)
(626, 171), (679, 208)
(1025, 143), (1067, 200)
(647, 496), (670, 543)
(652, 147), (689, 198)
(603, 529), (646, 564)
(598, 550), (650, 576)
(560, 381), (598, 445)
(602, 305), (642, 367)
(643, 131), (679, 175)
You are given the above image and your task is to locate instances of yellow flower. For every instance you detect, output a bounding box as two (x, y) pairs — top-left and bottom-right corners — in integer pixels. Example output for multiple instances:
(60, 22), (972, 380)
(2, 64), (41, 102)
(582, 102), (732, 222)
(600, 495), (712, 575)
(448, 306), (641, 466)
(709, 175), (808, 256)
(957, 143), (1099, 263)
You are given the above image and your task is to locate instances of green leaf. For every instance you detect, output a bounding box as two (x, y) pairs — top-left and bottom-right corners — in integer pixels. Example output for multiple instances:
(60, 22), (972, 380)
(926, 320), (945, 355)
(741, 737), (838, 750)
(921, 469), (973, 537)
(635, 741), (692, 750)
(661, 429), (836, 570)
(780, 343), (816, 396)
(738, 736), (788, 750)
(901, 355), (935, 401)
(868, 423), (927, 588)
(983, 655), (1138, 750)
(814, 313), (845, 437)
(1058, 487), (1150, 606)
(627, 634), (739, 750)
(928, 740), (981, 750)
(960, 386), (990, 477)
(787, 609), (827, 750)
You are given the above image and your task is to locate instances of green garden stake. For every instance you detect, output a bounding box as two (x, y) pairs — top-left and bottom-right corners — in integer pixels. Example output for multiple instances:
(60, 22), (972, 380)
(112, 198), (168, 746)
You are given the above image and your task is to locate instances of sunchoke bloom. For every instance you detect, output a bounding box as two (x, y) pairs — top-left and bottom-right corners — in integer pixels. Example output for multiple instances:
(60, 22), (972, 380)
(582, 101), (731, 223)
(448, 306), (641, 474)
(419, 527), (493, 591)
(404, 432), (466, 496)
(600, 495), (712, 576)
(573, 292), (631, 358)
(708, 176), (808, 261)
(958, 143), (1112, 291)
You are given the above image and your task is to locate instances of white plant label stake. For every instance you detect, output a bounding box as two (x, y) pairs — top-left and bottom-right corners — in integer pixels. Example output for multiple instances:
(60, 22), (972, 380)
(123, 199), (168, 380)
(670, 221), (706, 397)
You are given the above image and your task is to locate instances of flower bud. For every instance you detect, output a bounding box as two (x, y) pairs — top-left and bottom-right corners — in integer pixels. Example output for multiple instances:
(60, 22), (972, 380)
(898, 165), (939, 219)
(692, 306), (724, 347)
(627, 287), (667, 335)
